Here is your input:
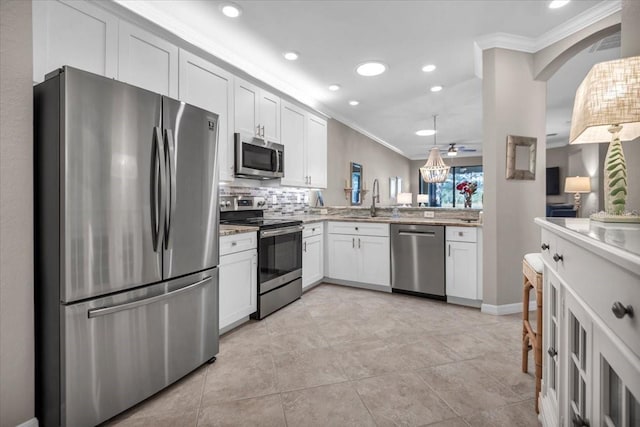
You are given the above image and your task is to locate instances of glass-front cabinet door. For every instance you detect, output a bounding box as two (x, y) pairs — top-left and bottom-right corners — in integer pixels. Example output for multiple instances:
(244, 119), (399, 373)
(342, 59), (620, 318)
(593, 324), (640, 427)
(543, 268), (562, 420)
(564, 291), (592, 427)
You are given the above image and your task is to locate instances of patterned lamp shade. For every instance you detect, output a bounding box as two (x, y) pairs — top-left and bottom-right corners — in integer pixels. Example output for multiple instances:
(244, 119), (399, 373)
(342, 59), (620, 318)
(569, 56), (640, 144)
(420, 147), (450, 183)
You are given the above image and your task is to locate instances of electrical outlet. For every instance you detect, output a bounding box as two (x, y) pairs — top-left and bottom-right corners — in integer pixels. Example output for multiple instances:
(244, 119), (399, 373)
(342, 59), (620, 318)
(296, 194), (302, 203)
(319, 209), (328, 215)
(423, 211), (435, 218)
(271, 195), (278, 204)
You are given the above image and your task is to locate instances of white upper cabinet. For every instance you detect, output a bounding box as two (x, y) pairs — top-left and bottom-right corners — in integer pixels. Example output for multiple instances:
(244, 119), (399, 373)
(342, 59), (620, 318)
(306, 113), (328, 188)
(234, 77), (280, 143)
(234, 79), (260, 137)
(259, 90), (281, 142)
(178, 50), (235, 181)
(281, 101), (307, 187)
(33, 0), (118, 82)
(280, 102), (328, 189)
(118, 21), (178, 98)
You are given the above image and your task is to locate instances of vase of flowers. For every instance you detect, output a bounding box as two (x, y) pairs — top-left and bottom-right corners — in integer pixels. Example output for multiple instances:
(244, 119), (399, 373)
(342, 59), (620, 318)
(456, 181), (477, 208)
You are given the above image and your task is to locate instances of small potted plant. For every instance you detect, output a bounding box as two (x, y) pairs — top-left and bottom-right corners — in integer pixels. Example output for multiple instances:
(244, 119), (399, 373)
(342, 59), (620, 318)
(456, 181), (477, 208)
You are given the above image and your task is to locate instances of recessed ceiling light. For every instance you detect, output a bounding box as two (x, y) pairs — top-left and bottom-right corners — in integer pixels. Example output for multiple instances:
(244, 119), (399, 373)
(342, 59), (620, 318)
(415, 129), (436, 136)
(422, 64), (436, 72)
(220, 3), (242, 18)
(430, 85), (443, 92)
(328, 84), (341, 91)
(549, 0), (570, 9)
(349, 100), (359, 106)
(283, 51), (299, 61)
(356, 61), (387, 77)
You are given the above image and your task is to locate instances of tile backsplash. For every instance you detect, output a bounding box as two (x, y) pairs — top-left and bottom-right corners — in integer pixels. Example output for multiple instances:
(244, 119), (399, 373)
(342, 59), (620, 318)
(220, 185), (310, 215)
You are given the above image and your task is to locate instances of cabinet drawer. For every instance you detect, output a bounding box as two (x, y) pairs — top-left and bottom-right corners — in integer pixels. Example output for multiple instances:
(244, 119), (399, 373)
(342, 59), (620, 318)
(559, 239), (640, 358)
(446, 227), (477, 243)
(220, 232), (257, 256)
(327, 221), (389, 237)
(303, 222), (324, 238)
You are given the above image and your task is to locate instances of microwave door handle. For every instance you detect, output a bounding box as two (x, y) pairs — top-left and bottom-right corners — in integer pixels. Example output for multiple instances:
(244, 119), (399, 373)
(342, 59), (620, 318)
(164, 129), (177, 249)
(152, 126), (166, 252)
(275, 149), (281, 174)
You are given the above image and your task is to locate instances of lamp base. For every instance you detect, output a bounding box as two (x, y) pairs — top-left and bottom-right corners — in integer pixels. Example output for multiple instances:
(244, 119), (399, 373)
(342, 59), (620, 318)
(590, 213), (640, 223)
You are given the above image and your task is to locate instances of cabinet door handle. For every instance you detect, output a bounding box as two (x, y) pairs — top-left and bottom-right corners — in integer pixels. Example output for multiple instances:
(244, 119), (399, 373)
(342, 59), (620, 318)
(553, 253), (563, 262)
(231, 242), (237, 246)
(611, 302), (634, 319)
(358, 238), (361, 249)
(541, 243), (549, 251)
(448, 244), (451, 256)
(256, 124), (260, 136)
(547, 347), (557, 358)
(352, 237), (355, 248)
(309, 176), (311, 185)
(261, 125), (265, 137)
(304, 241), (307, 252)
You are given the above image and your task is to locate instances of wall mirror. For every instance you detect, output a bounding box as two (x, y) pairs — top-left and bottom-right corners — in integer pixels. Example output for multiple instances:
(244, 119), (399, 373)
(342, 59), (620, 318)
(506, 135), (537, 180)
(389, 176), (402, 201)
(351, 162), (363, 205)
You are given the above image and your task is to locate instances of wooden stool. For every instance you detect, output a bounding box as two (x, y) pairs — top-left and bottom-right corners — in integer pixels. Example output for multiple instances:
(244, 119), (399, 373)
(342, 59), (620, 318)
(522, 252), (543, 413)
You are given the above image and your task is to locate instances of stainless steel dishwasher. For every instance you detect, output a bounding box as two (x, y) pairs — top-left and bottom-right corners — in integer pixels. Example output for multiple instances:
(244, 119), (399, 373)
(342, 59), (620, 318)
(390, 224), (445, 299)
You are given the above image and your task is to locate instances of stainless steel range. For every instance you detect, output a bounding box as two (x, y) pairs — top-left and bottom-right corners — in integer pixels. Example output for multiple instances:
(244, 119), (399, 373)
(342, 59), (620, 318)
(220, 196), (303, 319)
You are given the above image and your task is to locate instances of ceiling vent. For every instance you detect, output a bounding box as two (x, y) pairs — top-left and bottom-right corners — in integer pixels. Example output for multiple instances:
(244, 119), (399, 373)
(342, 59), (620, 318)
(588, 33), (621, 53)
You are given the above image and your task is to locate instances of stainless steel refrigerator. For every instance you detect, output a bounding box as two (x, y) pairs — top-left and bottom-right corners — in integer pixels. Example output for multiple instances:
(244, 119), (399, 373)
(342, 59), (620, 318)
(34, 66), (220, 427)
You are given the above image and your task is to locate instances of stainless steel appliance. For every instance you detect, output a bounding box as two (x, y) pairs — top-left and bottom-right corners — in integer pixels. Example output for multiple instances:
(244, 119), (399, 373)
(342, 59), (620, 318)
(390, 224), (446, 299)
(220, 196), (302, 318)
(235, 132), (284, 179)
(34, 66), (220, 427)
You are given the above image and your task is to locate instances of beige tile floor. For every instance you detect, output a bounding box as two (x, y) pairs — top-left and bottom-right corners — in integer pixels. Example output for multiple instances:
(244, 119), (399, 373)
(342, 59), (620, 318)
(105, 284), (540, 427)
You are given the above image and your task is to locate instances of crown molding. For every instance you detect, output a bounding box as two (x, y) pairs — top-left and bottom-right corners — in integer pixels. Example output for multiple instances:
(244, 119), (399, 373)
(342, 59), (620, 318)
(535, 0), (621, 51)
(475, 0), (620, 54)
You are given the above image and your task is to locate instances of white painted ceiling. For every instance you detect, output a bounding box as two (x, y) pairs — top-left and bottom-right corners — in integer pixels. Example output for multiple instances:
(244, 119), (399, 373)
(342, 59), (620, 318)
(130, 0), (617, 159)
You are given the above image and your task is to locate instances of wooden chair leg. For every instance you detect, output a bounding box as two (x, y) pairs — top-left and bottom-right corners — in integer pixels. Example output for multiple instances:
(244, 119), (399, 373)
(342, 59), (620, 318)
(522, 277), (531, 373)
(522, 332), (530, 373)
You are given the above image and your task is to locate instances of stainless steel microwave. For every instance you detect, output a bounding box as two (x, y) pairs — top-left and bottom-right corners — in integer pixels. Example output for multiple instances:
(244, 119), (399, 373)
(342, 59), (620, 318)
(235, 133), (284, 179)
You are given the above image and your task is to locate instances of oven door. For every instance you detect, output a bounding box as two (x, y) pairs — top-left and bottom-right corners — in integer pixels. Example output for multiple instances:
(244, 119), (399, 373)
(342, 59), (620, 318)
(235, 133), (284, 179)
(259, 226), (303, 293)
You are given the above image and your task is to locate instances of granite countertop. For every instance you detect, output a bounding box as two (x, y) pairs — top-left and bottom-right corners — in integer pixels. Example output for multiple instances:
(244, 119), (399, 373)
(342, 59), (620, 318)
(219, 224), (259, 236)
(535, 217), (640, 275)
(267, 214), (482, 227)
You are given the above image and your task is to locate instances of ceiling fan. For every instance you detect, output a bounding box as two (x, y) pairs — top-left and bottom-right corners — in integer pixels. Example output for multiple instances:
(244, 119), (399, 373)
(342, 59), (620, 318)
(440, 143), (477, 156)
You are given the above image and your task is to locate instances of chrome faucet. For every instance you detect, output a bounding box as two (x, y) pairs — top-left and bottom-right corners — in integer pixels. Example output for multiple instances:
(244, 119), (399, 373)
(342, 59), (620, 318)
(371, 179), (380, 217)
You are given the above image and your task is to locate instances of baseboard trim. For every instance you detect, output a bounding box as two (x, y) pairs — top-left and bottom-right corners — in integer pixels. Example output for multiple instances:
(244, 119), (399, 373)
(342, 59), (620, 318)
(481, 300), (537, 315)
(302, 279), (323, 293)
(323, 278), (392, 293)
(219, 316), (250, 335)
(447, 296), (482, 308)
(16, 418), (38, 427)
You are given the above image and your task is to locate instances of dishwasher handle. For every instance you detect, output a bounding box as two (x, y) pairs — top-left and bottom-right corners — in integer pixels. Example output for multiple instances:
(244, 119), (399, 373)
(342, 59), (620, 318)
(398, 230), (436, 237)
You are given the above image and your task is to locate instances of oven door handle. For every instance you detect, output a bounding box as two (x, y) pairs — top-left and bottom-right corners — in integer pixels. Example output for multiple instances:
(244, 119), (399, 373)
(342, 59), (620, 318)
(260, 225), (304, 238)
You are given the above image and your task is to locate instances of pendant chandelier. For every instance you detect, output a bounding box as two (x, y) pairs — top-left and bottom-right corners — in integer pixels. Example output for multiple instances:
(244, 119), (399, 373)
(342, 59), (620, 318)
(420, 115), (450, 183)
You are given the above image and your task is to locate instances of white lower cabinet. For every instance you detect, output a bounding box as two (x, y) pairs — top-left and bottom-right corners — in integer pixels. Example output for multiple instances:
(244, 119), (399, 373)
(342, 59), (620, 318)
(219, 233), (257, 332)
(445, 227), (480, 302)
(537, 219), (640, 427)
(303, 234), (323, 290)
(327, 222), (390, 288)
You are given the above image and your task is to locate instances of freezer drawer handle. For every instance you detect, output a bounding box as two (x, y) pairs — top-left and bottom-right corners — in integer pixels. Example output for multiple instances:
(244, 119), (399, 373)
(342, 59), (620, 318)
(398, 231), (436, 237)
(87, 276), (212, 318)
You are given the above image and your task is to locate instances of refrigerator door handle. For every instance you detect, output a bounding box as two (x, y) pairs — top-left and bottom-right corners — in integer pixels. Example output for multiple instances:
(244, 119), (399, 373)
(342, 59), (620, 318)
(164, 128), (177, 249)
(87, 276), (213, 318)
(152, 126), (167, 252)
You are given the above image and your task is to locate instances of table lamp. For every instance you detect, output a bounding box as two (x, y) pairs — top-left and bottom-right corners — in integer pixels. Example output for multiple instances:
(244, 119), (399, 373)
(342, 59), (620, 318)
(569, 56), (640, 222)
(564, 176), (591, 217)
(417, 194), (429, 207)
(397, 193), (413, 207)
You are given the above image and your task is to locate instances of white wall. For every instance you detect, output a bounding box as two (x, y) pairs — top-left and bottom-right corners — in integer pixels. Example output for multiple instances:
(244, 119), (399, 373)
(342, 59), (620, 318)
(0, 1), (34, 426)
(322, 119), (411, 207)
(482, 48), (547, 307)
